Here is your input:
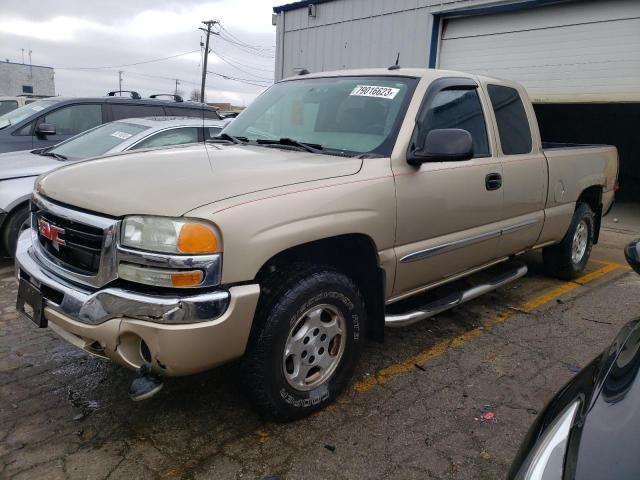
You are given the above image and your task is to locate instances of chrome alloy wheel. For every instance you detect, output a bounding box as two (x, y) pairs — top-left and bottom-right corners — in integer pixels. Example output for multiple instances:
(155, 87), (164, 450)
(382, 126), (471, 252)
(283, 304), (346, 391)
(572, 220), (589, 264)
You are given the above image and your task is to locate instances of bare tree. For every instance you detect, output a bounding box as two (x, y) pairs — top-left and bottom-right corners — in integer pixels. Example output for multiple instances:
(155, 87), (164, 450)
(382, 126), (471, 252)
(189, 89), (201, 102)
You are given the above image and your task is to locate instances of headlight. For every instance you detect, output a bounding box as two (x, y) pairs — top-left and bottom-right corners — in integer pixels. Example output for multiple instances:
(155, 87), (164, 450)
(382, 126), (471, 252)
(121, 216), (220, 254)
(519, 400), (580, 480)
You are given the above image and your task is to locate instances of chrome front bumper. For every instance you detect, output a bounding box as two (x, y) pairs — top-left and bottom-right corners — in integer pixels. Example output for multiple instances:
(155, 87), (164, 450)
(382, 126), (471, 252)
(16, 229), (229, 325)
(15, 229), (261, 376)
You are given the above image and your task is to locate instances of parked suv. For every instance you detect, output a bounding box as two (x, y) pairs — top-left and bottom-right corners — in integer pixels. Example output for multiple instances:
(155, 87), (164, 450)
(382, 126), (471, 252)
(0, 92), (220, 153)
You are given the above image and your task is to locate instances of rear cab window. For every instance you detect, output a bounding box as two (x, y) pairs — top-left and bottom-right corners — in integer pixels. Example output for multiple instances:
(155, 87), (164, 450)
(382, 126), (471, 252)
(487, 85), (533, 155)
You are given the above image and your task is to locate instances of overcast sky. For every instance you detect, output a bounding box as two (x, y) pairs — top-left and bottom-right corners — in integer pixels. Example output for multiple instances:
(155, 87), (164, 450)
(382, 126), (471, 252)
(0, 0), (279, 106)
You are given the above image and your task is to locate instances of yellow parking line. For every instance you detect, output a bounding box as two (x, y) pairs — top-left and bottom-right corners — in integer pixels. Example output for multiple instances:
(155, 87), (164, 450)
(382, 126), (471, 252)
(353, 262), (625, 394)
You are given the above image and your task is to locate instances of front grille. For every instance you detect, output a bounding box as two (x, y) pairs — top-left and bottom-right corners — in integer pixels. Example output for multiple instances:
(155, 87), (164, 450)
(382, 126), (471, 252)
(36, 211), (104, 275)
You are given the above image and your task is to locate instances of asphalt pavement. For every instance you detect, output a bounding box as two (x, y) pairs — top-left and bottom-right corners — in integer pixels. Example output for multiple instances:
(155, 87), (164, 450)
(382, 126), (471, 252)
(1, 204), (639, 479)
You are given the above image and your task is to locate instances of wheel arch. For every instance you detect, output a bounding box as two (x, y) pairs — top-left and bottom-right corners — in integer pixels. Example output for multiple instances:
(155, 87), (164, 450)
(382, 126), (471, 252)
(576, 185), (603, 244)
(254, 234), (387, 342)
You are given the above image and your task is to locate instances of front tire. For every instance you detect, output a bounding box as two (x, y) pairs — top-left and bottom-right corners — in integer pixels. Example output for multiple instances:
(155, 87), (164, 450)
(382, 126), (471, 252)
(543, 203), (595, 280)
(1, 204), (30, 257)
(242, 264), (365, 421)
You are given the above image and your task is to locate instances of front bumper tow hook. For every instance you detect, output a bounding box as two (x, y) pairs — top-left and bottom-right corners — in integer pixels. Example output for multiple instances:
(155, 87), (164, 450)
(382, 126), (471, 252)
(129, 363), (164, 401)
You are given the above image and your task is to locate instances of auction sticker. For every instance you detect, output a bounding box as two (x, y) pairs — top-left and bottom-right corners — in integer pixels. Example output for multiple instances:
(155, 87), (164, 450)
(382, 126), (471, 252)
(350, 85), (400, 99)
(31, 105), (45, 112)
(111, 131), (133, 140)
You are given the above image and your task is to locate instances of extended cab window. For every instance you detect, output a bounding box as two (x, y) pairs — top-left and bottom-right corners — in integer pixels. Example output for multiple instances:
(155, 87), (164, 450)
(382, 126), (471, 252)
(487, 85), (532, 155)
(42, 104), (103, 135)
(420, 88), (489, 156)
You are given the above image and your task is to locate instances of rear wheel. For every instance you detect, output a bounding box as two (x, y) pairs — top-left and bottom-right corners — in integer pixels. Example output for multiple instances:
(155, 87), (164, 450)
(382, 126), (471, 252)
(242, 264), (365, 421)
(543, 203), (595, 280)
(1, 204), (30, 257)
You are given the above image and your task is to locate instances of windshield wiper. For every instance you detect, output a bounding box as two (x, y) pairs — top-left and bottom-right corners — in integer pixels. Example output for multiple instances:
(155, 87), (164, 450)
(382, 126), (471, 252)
(38, 151), (68, 161)
(256, 138), (323, 154)
(210, 133), (248, 144)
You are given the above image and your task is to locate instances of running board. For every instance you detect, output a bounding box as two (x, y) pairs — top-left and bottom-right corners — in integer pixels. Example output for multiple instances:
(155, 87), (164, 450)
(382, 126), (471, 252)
(385, 263), (528, 328)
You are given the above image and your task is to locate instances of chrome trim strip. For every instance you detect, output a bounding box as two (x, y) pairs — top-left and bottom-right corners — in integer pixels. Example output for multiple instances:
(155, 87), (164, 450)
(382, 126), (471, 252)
(16, 230), (230, 325)
(400, 229), (501, 263)
(400, 218), (540, 264)
(118, 247), (222, 287)
(385, 263), (528, 327)
(501, 218), (539, 234)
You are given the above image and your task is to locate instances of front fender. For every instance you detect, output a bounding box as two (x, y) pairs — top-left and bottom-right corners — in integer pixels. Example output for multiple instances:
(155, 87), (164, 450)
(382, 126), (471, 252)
(0, 176), (36, 213)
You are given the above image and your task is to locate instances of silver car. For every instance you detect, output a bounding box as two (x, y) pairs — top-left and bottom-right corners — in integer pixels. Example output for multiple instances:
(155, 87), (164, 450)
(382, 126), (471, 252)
(0, 116), (230, 256)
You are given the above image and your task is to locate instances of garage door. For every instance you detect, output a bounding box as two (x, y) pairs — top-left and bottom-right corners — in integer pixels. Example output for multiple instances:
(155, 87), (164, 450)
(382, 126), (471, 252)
(438, 0), (640, 103)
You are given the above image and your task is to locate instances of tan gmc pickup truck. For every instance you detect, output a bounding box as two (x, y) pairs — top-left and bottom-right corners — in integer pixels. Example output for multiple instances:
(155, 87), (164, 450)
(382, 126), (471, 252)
(15, 68), (618, 420)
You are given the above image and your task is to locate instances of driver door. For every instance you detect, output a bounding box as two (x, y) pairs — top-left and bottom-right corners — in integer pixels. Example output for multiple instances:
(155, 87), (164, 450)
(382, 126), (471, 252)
(392, 79), (503, 297)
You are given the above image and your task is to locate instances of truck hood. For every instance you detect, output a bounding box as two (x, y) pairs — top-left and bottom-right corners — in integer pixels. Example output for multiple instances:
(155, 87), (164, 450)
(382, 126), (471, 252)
(37, 143), (363, 217)
(0, 149), (62, 180)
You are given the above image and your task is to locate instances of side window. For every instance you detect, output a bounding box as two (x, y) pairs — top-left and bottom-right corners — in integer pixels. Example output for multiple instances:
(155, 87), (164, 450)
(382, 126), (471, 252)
(487, 85), (532, 155)
(15, 121), (34, 136)
(203, 109), (220, 120)
(205, 126), (223, 140)
(111, 104), (165, 121)
(0, 100), (18, 116)
(166, 107), (203, 118)
(130, 127), (199, 150)
(420, 88), (490, 157)
(42, 104), (102, 135)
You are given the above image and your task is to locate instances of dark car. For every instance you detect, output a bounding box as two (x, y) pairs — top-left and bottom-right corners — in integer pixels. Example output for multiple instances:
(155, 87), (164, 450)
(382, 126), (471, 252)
(0, 91), (220, 154)
(508, 239), (640, 480)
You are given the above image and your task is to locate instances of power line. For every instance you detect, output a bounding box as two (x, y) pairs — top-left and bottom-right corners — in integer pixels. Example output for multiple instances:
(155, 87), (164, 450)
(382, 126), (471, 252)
(207, 70), (273, 88)
(56, 49), (201, 71)
(211, 49), (274, 81)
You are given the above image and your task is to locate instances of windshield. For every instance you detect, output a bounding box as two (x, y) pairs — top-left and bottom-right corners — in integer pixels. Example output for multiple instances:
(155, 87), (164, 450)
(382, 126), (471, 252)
(223, 76), (417, 155)
(49, 121), (150, 160)
(0, 99), (60, 129)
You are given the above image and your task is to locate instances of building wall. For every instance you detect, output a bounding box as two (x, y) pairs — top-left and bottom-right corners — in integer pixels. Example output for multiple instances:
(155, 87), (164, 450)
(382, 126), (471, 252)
(0, 62), (56, 97)
(274, 0), (495, 80)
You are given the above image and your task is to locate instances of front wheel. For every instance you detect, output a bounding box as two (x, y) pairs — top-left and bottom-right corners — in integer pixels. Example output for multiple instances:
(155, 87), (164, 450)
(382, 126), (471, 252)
(1, 204), (30, 257)
(242, 264), (365, 421)
(543, 203), (595, 280)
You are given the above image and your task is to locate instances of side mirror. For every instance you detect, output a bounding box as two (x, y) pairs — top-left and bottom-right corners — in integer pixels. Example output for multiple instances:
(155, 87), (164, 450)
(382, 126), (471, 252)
(408, 128), (474, 166)
(36, 123), (56, 136)
(625, 240), (640, 274)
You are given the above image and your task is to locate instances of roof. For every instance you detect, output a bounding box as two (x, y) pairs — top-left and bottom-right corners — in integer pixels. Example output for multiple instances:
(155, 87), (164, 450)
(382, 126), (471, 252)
(0, 60), (54, 70)
(273, 0), (336, 13)
(116, 116), (228, 127)
(280, 66), (493, 82)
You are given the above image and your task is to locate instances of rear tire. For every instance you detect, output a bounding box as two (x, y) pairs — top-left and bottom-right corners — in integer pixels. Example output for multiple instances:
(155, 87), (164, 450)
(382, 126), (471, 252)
(242, 263), (365, 421)
(543, 203), (595, 280)
(1, 204), (30, 257)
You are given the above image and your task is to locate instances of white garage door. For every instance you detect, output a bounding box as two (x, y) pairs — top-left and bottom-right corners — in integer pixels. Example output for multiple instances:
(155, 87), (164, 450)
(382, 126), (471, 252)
(438, 0), (640, 103)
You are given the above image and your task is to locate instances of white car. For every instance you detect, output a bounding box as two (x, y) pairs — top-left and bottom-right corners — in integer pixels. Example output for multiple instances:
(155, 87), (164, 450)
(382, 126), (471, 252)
(0, 116), (229, 255)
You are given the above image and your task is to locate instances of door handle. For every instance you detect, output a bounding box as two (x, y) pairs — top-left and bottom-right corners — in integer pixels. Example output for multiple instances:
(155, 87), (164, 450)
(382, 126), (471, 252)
(485, 173), (502, 191)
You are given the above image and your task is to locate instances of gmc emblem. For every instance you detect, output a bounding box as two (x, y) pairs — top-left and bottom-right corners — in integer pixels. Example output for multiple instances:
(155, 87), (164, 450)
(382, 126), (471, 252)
(38, 218), (66, 246)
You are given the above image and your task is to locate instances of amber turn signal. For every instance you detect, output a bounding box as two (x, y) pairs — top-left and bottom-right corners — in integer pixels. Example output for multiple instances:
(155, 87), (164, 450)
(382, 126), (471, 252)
(177, 223), (219, 254)
(171, 270), (204, 287)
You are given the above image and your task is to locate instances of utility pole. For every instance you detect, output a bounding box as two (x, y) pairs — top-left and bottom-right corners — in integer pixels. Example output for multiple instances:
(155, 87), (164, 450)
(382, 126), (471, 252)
(199, 20), (218, 104)
(21, 48), (24, 64)
(175, 79), (180, 95)
(118, 71), (123, 93)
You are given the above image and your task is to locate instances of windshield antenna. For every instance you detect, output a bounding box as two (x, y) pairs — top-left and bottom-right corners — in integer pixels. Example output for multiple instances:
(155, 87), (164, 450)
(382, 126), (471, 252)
(388, 53), (401, 70)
